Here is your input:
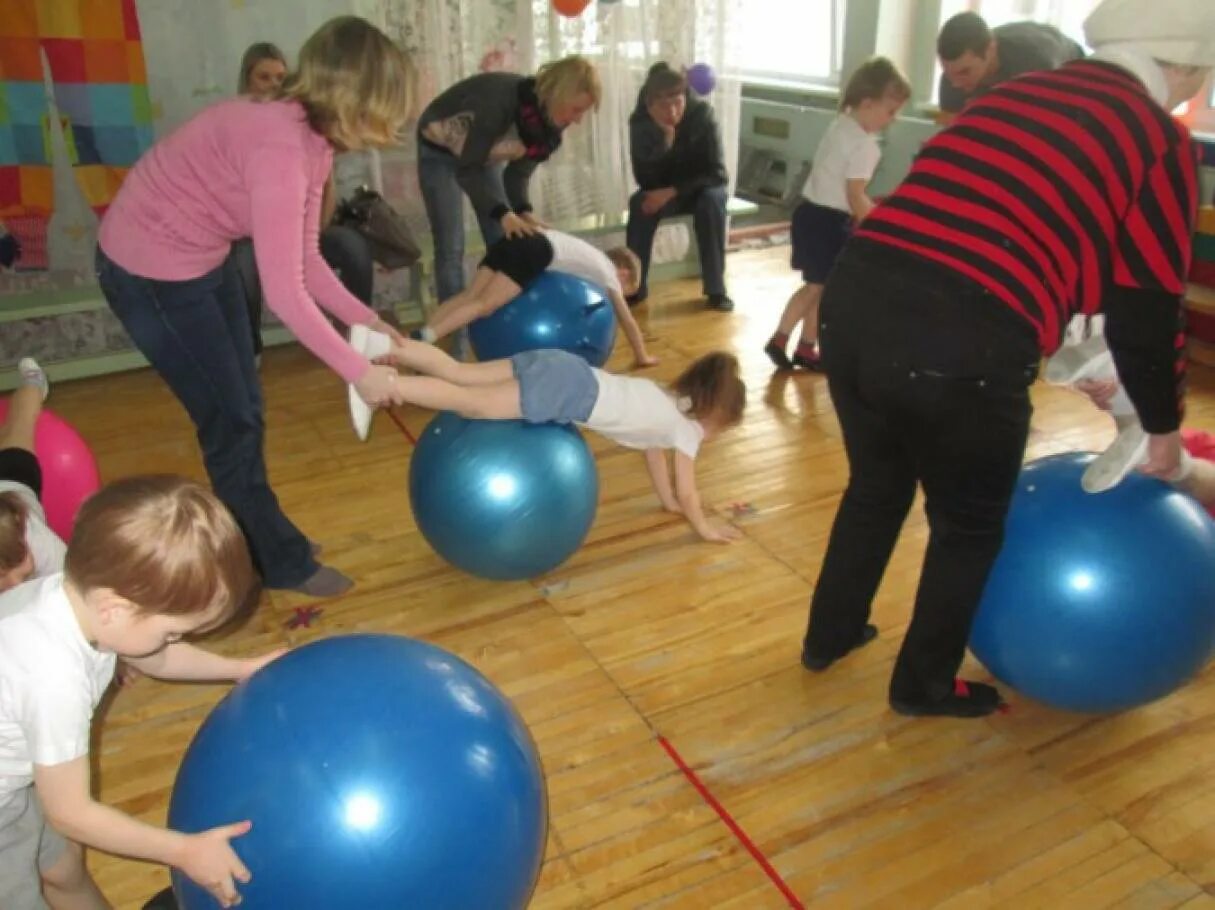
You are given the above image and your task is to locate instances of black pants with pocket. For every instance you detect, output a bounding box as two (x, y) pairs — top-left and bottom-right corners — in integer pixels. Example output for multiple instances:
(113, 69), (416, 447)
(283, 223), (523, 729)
(803, 239), (1040, 704)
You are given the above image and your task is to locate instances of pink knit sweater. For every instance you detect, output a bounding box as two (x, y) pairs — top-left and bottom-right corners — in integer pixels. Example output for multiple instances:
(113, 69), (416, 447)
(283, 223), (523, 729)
(99, 98), (374, 382)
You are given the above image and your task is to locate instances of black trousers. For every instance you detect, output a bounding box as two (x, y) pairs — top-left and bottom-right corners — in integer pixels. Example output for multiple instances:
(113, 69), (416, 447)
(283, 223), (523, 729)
(228, 226), (375, 355)
(803, 240), (1039, 704)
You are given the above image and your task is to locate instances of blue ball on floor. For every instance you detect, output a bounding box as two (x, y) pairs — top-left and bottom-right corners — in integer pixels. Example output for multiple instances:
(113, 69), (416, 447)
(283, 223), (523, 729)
(409, 411), (598, 580)
(168, 634), (548, 910)
(971, 453), (1215, 713)
(469, 270), (618, 366)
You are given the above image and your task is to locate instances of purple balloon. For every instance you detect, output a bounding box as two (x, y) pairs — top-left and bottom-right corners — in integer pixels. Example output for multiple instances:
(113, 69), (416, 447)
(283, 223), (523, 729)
(687, 62), (716, 95)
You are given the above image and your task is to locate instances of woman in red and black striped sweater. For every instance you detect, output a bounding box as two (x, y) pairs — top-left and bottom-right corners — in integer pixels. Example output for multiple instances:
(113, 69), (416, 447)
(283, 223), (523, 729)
(800, 0), (1214, 717)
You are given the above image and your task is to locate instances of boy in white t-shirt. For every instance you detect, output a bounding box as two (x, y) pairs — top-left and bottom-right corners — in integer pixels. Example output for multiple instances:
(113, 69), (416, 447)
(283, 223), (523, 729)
(411, 229), (658, 368)
(764, 58), (910, 371)
(0, 475), (282, 910)
(0, 358), (65, 594)
(381, 338), (747, 543)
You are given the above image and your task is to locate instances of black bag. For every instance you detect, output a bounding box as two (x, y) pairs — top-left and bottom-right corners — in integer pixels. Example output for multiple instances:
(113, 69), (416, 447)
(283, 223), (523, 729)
(333, 186), (421, 270)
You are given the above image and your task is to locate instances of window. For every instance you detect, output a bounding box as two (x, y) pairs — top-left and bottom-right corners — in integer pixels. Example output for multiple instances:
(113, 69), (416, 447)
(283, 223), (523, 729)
(734, 0), (845, 90)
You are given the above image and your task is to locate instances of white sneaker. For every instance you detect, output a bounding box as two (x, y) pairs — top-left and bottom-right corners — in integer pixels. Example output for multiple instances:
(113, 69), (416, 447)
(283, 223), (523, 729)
(347, 325), (393, 442)
(1044, 335), (1114, 386)
(17, 357), (48, 402)
(1082, 423), (1148, 493)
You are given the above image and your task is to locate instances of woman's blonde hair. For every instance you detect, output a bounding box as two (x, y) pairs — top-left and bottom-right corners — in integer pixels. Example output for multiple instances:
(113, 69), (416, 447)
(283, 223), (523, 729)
(535, 55), (602, 114)
(281, 16), (416, 149)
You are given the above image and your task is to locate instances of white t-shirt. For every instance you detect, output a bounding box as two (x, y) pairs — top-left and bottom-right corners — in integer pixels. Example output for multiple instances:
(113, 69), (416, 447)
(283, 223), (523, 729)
(802, 115), (881, 214)
(544, 230), (623, 295)
(0, 574), (116, 811)
(582, 369), (705, 458)
(0, 482), (66, 581)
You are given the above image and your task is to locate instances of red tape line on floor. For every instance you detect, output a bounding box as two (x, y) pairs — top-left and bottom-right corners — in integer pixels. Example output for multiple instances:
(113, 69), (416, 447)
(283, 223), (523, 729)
(657, 735), (805, 909)
(387, 408), (417, 446)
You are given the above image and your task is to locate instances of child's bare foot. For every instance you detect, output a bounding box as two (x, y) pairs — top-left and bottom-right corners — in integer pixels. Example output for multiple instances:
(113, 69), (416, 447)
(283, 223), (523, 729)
(17, 357), (48, 401)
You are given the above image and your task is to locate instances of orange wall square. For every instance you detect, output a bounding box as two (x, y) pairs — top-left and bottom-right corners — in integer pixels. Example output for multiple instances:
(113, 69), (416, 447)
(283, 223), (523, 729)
(0, 0), (37, 38)
(0, 37), (43, 80)
(84, 39), (129, 82)
(19, 166), (53, 212)
(125, 40), (147, 84)
(80, 0), (126, 40)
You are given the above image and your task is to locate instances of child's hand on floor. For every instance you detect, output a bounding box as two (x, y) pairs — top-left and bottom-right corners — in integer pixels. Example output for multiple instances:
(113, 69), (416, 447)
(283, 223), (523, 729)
(698, 522), (742, 544)
(1075, 378), (1119, 410)
(634, 354), (660, 369)
(238, 648), (288, 681)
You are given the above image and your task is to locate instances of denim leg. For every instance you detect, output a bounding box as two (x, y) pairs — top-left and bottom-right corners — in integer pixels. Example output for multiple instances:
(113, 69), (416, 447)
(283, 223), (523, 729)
(625, 191), (662, 299)
(690, 185), (728, 296)
(96, 248), (318, 588)
(227, 239), (263, 355)
(473, 163), (507, 247)
(320, 225), (374, 303)
(418, 144), (468, 300)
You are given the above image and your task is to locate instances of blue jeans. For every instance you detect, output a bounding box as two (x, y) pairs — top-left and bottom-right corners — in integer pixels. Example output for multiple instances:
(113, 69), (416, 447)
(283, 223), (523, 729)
(96, 247), (319, 589)
(626, 184), (728, 299)
(417, 141), (505, 300)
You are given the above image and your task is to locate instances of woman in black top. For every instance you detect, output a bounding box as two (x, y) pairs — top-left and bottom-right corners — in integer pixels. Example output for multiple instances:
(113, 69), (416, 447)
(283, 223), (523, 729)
(416, 57), (600, 302)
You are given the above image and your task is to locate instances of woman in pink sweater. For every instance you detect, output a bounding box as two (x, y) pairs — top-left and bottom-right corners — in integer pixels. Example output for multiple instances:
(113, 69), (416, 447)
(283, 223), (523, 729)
(96, 17), (413, 597)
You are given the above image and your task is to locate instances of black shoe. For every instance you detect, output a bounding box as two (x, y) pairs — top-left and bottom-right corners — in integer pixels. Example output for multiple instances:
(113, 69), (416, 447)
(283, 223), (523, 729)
(801, 624), (878, 672)
(626, 292), (648, 308)
(707, 294), (735, 312)
(890, 679), (1004, 718)
(791, 352), (823, 372)
(408, 328), (425, 341)
(764, 341), (793, 371)
(143, 887), (179, 910)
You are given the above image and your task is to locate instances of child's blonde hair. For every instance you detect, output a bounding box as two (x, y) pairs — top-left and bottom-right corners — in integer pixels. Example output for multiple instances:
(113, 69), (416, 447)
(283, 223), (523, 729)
(535, 55), (602, 114)
(605, 247), (642, 293)
(673, 352), (746, 427)
(281, 16), (416, 150)
(840, 57), (911, 112)
(65, 476), (254, 620)
(0, 492), (29, 575)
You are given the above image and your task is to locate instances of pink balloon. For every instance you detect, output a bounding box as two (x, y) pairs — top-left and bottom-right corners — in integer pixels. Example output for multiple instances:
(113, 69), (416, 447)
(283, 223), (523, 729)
(0, 401), (100, 541)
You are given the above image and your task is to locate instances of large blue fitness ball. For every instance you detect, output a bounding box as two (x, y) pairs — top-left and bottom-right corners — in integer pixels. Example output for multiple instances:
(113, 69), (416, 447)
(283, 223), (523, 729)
(971, 453), (1215, 713)
(168, 634), (547, 909)
(409, 411), (599, 580)
(469, 270), (618, 366)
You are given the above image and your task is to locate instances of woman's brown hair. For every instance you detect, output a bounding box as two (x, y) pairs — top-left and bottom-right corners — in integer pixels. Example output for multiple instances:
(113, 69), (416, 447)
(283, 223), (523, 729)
(237, 42), (286, 95)
(642, 62), (688, 105)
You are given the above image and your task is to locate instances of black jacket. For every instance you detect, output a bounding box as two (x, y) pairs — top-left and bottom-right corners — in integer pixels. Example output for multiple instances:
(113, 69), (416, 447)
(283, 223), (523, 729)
(628, 90), (727, 197)
(418, 73), (563, 220)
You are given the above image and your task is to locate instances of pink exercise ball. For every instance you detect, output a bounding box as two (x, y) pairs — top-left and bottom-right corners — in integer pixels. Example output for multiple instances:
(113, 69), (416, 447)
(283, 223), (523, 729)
(0, 400), (100, 540)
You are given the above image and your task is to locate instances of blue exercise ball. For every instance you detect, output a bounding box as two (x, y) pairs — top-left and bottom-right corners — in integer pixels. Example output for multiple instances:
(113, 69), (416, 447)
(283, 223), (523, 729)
(469, 270), (618, 367)
(168, 634), (547, 909)
(409, 411), (598, 580)
(971, 453), (1215, 713)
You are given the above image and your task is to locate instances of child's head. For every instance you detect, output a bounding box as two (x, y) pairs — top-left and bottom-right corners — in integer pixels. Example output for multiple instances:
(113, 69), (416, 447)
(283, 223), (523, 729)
(840, 57), (911, 133)
(238, 42), (288, 98)
(283, 16), (417, 150)
(643, 62), (688, 130)
(673, 352), (746, 434)
(0, 492), (33, 593)
(605, 247), (642, 297)
(64, 476), (255, 658)
(536, 55), (602, 128)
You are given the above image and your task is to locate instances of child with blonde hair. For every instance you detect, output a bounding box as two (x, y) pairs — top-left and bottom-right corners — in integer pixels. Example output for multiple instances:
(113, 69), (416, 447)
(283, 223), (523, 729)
(382, 341), (746, 543)
(0, 476), (282, 909)
(765, 57), (910, 371)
